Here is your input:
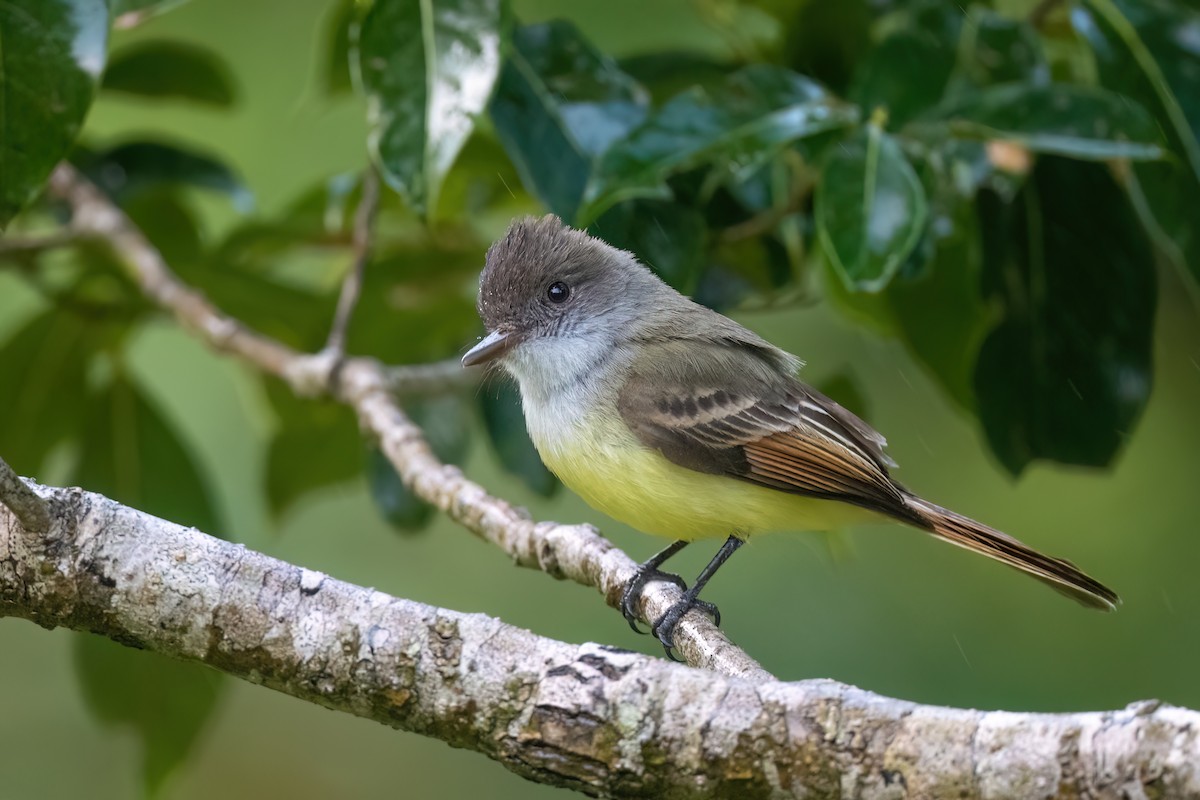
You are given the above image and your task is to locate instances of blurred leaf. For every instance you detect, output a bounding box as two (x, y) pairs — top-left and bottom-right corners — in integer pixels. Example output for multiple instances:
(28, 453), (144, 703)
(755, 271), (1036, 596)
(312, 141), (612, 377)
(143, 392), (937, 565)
(346, 239), (483, 364)
(76, 373), (222, 535)
(816, 123), (928, 292)
(885, 214), (990, 412)
(583, 65), (858, 223)
(263, 379), (362, 519)
(367, 395), (472, 532)
(323, 0), (357, 95)
(0, 0), (108, 227)
(848, 2), (963, 128)
(1075, 0), (1200, 281)
(74, 636), (222, 798)
(0, 311), (94, 474)
(490, 20), (648, 220)
(356, 0), (503, 215)
(618, 52), (732, 104)
(779, 0), (871, 93)
(588, 199), (708, 293)
(974, 157), (1155, 475)
(71, 373), (225, 794)
(480, 380), (558, 497)
(76, 140), (254, 211)
(102, 41), (237, 107)
(953, 9), (1049, 88)
(928, 83), (1165, 161)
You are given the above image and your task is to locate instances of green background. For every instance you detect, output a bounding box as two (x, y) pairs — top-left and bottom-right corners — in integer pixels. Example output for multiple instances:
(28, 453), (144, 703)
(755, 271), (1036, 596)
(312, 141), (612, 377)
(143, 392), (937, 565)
(3, 0), (1199, 797)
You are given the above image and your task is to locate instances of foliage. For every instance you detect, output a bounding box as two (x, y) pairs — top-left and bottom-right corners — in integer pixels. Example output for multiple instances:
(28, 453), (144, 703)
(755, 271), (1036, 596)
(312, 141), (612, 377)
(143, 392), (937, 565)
(1, 0), (1197, 792)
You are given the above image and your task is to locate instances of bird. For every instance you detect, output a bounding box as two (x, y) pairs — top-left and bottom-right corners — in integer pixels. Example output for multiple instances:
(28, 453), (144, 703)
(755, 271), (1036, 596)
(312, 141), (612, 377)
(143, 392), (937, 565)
(461, 214), (1118, 658)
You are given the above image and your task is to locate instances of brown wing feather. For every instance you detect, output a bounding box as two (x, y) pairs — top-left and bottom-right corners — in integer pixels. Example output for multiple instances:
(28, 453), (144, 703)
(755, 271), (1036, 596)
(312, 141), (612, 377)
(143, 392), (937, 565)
(615, 340), (1119, 609)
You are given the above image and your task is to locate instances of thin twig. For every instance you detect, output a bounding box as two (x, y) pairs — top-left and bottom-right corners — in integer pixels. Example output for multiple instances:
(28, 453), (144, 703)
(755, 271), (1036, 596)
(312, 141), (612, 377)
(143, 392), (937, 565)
(385, 358), (478, 396)
(325, 167), (381, 355)
(46, 161), (772, 681)
(0, 456), (49, 533)
(0, 228), (83, 259)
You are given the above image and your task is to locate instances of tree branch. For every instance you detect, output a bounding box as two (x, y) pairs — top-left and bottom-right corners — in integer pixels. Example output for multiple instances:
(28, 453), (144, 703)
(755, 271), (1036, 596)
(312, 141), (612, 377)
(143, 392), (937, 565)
(2, 480), (1195, 798)
(324, 166), (381, 355)
(45, 162), (769, 681)
(0, 456), (49, 533)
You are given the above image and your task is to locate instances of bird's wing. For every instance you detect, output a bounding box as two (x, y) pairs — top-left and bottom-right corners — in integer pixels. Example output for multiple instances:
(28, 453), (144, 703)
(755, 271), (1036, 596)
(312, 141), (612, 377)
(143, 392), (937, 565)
(615, 340), (916, 522)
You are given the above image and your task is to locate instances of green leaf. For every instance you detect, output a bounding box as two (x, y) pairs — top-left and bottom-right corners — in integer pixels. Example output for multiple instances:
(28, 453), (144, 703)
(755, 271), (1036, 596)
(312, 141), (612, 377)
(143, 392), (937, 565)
(72, 373), (225, 795)
(490, 21), (648, 221)
(75, 140), (254, 211)
(973, 157), (1155, 475)
(1075, 0), (1200, 281)
(0, 311), (95, 474)
(480, 379), (558, 498)
(0, 0), (108, 227)
(587, 199), (708, 294)
(927, 83), (1165, 161)
(263, 379), (362, 519)
(816, 123), (928, 292)
(779, 0), (871, 94)
(582, 65), (858, 223)
(952, 9), (1049, 88)
(367, 395), (472, 533)
(102, 41), (237, 107)
(848, 2), (963, 128)
(74, 636), (223, 797)
(356, 0), (503, 215)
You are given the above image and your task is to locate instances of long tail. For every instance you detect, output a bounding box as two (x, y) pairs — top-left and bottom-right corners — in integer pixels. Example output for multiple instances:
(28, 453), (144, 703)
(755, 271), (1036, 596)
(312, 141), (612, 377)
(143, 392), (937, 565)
(902, 495), (1119, 611)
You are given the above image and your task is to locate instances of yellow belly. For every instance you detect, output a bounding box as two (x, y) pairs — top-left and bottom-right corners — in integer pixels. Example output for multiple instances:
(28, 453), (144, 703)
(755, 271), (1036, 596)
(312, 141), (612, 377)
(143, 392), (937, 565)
(536, 409), (869, 540)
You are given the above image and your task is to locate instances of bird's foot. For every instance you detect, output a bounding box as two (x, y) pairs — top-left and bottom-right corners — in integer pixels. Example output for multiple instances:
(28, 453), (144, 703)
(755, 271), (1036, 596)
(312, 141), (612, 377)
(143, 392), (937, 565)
(621, 566), (687, 633)
(651, 596), (721, 662)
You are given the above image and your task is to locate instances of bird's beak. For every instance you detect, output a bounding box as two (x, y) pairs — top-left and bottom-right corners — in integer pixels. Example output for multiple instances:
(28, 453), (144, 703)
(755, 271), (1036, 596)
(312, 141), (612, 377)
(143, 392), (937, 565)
(462, 329), (518, 367)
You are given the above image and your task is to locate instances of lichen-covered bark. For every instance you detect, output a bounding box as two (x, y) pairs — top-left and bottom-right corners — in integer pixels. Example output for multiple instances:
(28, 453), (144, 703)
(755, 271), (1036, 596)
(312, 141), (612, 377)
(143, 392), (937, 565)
(3, 483), (1198, 799)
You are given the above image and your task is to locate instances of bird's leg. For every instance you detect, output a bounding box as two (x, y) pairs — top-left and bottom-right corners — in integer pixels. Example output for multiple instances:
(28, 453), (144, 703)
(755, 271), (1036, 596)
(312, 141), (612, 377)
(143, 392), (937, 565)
(652, 534), (745, 661)
(621, 539), (690, 633)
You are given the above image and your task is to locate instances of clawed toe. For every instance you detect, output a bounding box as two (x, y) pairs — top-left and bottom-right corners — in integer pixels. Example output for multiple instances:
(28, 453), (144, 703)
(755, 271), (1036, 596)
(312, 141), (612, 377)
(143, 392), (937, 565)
(620, 567), (687, 633)
(651, 596), (724, 660)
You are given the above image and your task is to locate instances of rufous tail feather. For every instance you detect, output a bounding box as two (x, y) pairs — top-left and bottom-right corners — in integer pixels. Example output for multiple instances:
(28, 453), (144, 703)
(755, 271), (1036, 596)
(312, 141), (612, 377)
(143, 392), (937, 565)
(903, 495), (1119, 611)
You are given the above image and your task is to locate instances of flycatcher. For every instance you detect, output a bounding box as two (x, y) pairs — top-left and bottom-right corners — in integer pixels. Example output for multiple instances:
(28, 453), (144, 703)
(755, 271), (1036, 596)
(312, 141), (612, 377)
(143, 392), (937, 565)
(463, 215), (1118, 657)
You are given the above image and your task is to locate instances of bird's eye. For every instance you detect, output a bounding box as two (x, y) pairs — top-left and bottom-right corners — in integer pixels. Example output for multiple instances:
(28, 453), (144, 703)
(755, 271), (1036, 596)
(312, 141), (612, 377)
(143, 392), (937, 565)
(546, 281), (570, 304)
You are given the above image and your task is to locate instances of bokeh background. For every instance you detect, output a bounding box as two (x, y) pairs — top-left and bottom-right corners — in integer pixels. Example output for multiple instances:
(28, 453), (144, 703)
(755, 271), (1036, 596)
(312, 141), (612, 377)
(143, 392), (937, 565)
(3, 0), (1200, 797)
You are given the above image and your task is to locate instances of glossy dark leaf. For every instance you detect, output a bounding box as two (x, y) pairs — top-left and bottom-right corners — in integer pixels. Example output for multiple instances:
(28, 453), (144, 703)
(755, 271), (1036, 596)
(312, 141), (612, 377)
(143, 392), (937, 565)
(0, 0), (108, 226)
(102, 41), (237, 107)
(928, 83), (1165, 161)
(72, 374), (226, 795)
(588, 200), (708, 294)
(848, 2), (963, 128)
(490, 21), (647, 221)
(779, 0), (871, 94)
(367, 396), (472, 533)
(480, 380), (558, 498)
(582, 65), (858, 223)
(618, 52), (732, 104)
(74, 636), (223, 798)
(356, 0), (502, 215)
(816, 124), (928, 292)
(974, 157), (1155, 475)
(263, 379), (362, 519)
(952, 9), (1048, 88)
(76, 140), (254, 211)
(0, 311), (94, 474)
(1075, 0), (1200, 281)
